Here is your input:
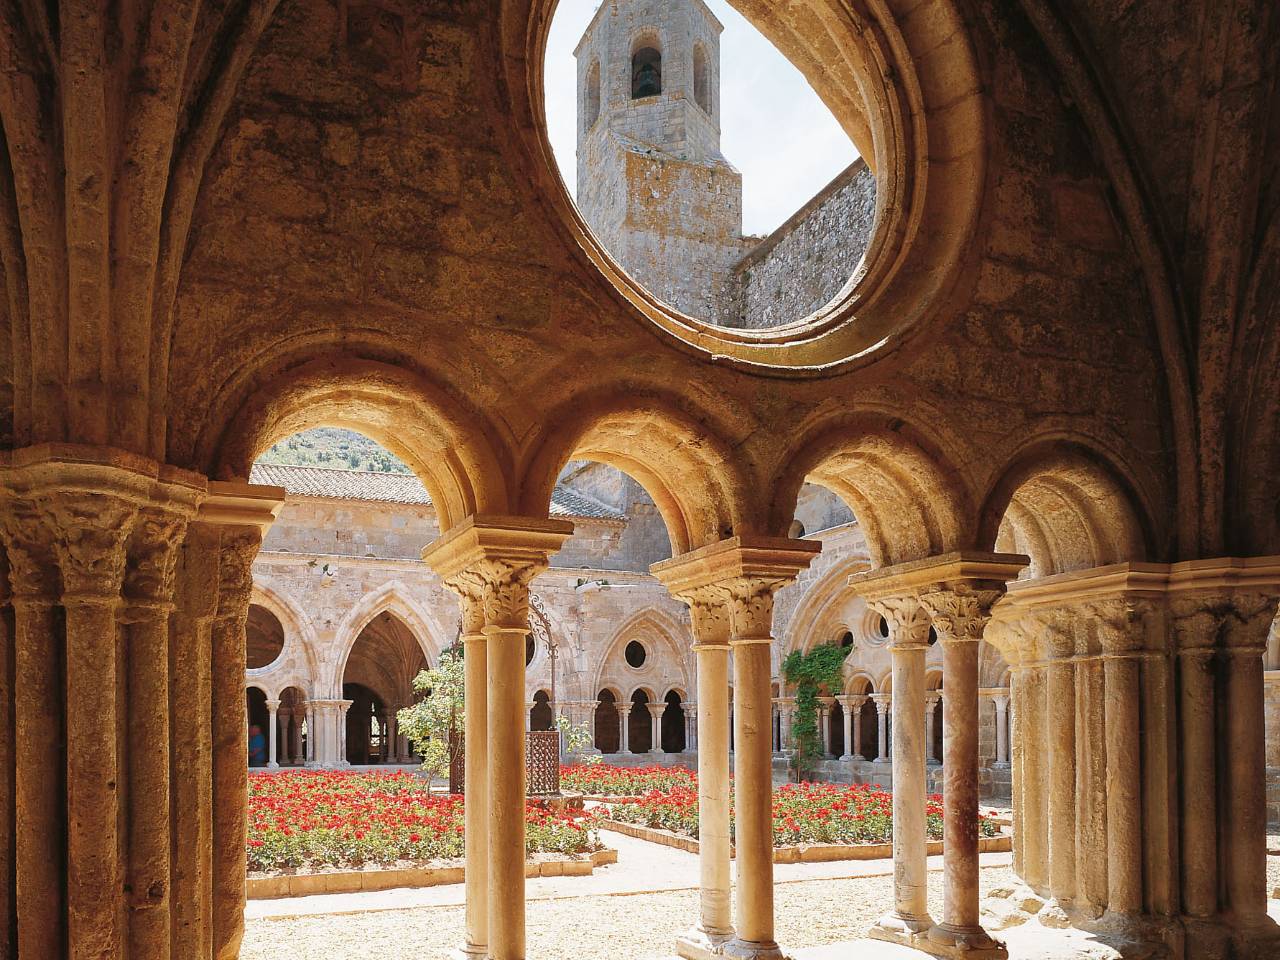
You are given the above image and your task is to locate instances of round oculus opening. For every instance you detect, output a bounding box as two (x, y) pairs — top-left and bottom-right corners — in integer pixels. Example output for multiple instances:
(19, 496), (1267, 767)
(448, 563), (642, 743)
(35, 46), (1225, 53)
(625, 640), (647, 668)
(526, 634), (536, 666)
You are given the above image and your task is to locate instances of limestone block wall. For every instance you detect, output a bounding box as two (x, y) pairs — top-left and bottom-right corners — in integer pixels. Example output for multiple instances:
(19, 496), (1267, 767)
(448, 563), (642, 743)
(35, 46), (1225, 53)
(730, 160), (877, 329)
(1266, 671), (1280, 823)
(262, 495), (438, 560)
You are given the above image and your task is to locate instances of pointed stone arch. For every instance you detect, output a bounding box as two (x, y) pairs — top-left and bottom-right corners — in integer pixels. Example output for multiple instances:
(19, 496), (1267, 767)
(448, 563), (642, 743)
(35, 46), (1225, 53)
(332, 581), (449, 699)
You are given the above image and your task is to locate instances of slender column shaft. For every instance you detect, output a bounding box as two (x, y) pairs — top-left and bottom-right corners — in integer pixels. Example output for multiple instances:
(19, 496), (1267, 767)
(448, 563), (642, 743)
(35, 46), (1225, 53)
(925, 698), (937, 763)
(170, 528), (216, 960)
(1075, 659), (1108, 911)
(64, 597), (123, 960)
(1179, 648), (1216, 916)
(694, 643), (732, 942)
(732, 639), (777, 949)
(486, 625), (527, 960)
(819, 704), (832, 756)
(890, 645), (930, 928)
(876, 702), (888, 761)
(994, 696), (1009, 765)
(266, 702), (279, 768)
(463, 626), (488, 958)
(126, 608), (175, 960)
(1224, 648), (1267, 922)
(841, 700), (854, 759)
(650, 704), (663, 753)
(851, 701), (864, 759)
(939, 640), (982, 934)
(0, 570), (13, 960)
(1021, 668), (1048, 892)
(1010, 672), (1025, 878)
(1046, 659), (1076, 902)
(1104, 657), (1141, 914)
(620, 708), (630, 753)
(12, 598), (63, 959)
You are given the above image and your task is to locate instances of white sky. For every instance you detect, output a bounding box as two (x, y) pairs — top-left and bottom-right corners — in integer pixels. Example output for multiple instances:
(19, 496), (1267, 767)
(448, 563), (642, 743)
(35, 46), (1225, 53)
(543, 0), (858, 236)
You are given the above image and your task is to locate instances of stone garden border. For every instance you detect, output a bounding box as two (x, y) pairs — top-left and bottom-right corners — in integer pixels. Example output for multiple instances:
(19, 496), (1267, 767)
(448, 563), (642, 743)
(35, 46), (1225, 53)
(247, 848), (618, 900)
(601, 819), (1011, 863)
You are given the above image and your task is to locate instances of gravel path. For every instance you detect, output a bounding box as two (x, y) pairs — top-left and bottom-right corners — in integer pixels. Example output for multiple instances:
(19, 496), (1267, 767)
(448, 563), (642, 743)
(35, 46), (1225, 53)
(242, 866), (1018, 960)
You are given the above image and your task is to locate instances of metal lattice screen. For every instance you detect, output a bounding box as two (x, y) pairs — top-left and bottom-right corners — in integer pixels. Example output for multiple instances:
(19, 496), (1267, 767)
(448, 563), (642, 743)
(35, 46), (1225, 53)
(449, 730), (560, 796)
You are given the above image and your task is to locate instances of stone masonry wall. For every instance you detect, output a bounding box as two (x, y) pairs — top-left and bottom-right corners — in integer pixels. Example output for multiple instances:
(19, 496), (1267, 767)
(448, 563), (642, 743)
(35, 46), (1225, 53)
(729, 160), (877, 329)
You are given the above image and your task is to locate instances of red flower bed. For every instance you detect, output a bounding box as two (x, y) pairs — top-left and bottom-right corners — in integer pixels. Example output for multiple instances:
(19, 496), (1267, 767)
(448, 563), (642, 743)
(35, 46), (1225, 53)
(247, 770), (601, 873)
(560, 763), (696, 796)
(609, 780), (1000, 846)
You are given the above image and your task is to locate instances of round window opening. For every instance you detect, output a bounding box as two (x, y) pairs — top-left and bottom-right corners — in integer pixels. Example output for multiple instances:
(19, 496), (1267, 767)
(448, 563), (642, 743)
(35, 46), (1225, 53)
(625, 640), (647, 668)
(877, 616), (890, 640)
(542, 0), (876, 344)
(526, 634), (536, 666)
(840, 631), (854, 648)
(246, 604), (285, 670)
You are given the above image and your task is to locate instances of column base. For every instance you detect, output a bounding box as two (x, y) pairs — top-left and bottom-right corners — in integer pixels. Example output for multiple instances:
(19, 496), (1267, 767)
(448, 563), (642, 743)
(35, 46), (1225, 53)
(267, 761), (279, 769)
(926, 922), (1008, 959)
(722, 937), (786, 960)
(451, 941), (487, 960)
(869, 911), (934, 947)
(676, 926), (735, 960)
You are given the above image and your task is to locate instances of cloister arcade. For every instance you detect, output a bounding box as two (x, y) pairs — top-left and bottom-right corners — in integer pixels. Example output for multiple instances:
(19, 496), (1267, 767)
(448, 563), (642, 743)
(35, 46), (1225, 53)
(1, 0), (1278, 958)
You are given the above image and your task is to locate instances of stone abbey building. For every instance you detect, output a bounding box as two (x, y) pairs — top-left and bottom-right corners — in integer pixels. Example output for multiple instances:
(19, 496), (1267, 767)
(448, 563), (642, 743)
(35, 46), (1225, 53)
(574, 0), (876, 328)
(3, 0), (1280, 958)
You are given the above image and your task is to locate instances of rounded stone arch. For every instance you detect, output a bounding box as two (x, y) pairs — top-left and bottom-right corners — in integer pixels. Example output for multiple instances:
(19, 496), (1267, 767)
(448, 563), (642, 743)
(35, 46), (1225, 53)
(627, 683), (659, 704)
(506, 0), (989, 371)
(782, 556), (873, 656)
(980, 644), (1012, 688)
(246, 579), (322, 683)
(591, 607), (692, 702)
(875, 670), (892, 694)
(199, 355), (511, 533)
(844, 671), (875, 696)
(770, 411), (973, 568)
(977, 440), (1151, 578)
(331, 582), (448, 698)
(517, 389), (749, 555)
(925, 670), (944, 691)
(629, 29), (663, 99)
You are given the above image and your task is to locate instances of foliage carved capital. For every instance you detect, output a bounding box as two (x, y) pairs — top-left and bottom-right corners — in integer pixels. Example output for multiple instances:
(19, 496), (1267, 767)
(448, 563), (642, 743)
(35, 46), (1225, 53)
(0, 500), (59, 601)
(918, 584), (1003, 644)
(725, 576), (787, 641)
(124, 506), (193, 607)
(215, 527), (262, 621)
(40, 492), (138, 601)
(867, 595), (931, 650)
(443, 571), (486, 636)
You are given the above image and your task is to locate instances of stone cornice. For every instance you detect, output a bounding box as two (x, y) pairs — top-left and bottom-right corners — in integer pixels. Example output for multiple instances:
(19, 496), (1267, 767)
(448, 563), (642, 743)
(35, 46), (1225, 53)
(995, 557), (1280, 618)
(649, 535), (821, 597)
(846, 551), (1029, 600)
(420, 514), (575, 579)
(199, 481), (286, 532)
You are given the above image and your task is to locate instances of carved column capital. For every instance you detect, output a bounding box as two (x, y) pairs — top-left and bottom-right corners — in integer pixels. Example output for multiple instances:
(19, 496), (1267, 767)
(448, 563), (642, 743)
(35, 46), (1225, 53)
(1082, 596), (1157, 656)
(473, 558), (544, 630)
(215, 526), (262, 622)
(443, 571), (487, 635)
(40, 492), (138, 602)
(868, 594), (932, 650)
(123, 503), (197, 613)
(724, 575), (789, 643)
(918, 583), (1004, 645)
(680, 583), (732, 648)
(0, 501), (59, 602)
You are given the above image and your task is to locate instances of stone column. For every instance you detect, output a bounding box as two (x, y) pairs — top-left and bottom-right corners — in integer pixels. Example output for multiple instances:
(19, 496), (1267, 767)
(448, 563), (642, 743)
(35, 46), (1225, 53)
(1044, 616), (1078, 909)
(819, 696), (834, 757)
(338, 700), (352, 766)
(849, 695), (866, 760)
(779, 699), (793, 753)
(838, 696), (855, 760)
(266, 699), (281, 768)
(620, 705), (631, 754)
(992, 693), (1010, 766)
(921, 581), (1015, 957)
(381, 711), (396, 762)
(447, 576), (487, 960)
(924, 692), (941, 764)
(667, 589), (734, 956)
(873, 694), (889, 761)
(291, 708), (304, 764)
(685, 702), (698, 752)
(422, 516), (572, 960)
(771, 699), (782, 755)
(654, 536), (818, 960)
(871, 596), (933, 939)
(649, 702), (665, 754)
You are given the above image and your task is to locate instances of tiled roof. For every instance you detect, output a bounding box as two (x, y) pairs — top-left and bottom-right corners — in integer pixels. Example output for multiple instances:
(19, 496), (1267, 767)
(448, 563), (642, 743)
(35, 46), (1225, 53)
(248, 463), (625, 522)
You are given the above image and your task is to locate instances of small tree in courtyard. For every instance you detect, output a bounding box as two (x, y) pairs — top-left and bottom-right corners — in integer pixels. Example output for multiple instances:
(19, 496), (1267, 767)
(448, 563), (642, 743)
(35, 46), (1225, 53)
(397, 647), (465, 791)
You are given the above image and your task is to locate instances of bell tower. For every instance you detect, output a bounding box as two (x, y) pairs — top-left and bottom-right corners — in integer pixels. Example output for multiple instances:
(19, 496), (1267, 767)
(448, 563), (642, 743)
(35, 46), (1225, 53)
(574, 0), (751, 324)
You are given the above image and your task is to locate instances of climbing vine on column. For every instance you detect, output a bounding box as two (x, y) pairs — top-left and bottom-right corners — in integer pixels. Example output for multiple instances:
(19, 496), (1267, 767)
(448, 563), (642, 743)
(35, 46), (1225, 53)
(781, 643), (850, 779)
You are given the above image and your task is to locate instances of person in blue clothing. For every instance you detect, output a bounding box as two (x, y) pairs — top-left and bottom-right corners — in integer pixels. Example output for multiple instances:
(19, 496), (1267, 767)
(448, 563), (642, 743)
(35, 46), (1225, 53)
(248, 725), (266, 766)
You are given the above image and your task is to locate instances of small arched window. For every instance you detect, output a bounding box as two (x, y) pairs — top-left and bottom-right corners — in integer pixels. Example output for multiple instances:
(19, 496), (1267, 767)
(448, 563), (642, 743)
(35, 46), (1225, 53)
(693, 43), (709, 114)
(585, 60), (601, 128)
(631, 46), (662, 98)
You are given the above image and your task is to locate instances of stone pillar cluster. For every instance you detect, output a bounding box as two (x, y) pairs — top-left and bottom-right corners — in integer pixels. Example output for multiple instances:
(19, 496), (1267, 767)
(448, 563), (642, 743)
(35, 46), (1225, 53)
(653, 535), (819, 960)
(0, 447), (284, 960)
(987, 560), (1280, 958)
(423, 516), (574, 960)
(850, 552), (1028, 960)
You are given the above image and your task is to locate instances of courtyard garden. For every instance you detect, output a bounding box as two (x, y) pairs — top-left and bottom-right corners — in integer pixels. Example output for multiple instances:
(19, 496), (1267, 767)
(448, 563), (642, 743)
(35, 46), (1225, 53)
(559, 763), (696, 796)
(606, 779), (1000, 845)
(247, 770), (603, 873)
